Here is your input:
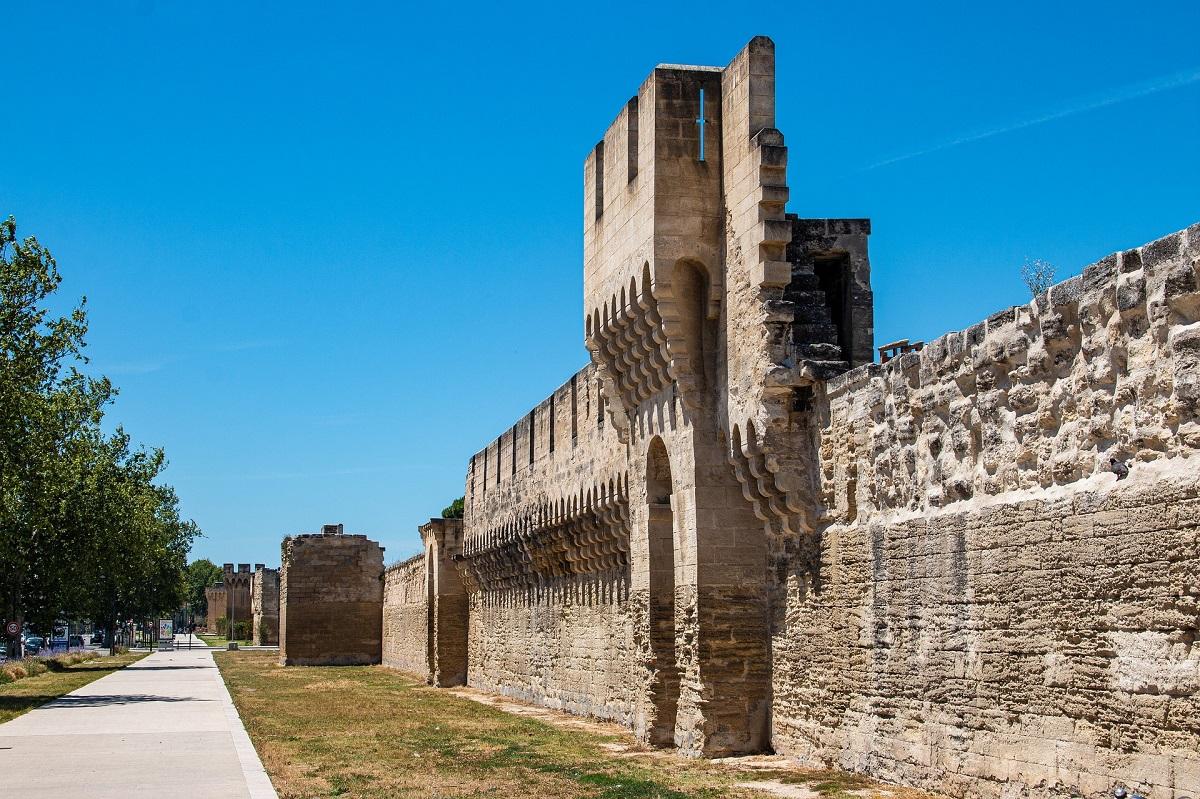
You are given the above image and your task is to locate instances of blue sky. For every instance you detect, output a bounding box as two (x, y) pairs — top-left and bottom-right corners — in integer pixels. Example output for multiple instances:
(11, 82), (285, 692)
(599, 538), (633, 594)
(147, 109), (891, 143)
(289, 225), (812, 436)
(3, 2), (1197, 566)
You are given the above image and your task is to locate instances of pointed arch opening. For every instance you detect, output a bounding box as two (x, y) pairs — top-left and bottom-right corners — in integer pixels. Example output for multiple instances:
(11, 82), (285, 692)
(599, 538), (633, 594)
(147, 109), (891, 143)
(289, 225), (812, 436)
(645, 436), (679, 746)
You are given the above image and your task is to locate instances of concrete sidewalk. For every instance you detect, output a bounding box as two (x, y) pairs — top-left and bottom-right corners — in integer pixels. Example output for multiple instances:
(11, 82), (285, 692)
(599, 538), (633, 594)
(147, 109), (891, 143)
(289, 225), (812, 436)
(0, 648), (277, 798)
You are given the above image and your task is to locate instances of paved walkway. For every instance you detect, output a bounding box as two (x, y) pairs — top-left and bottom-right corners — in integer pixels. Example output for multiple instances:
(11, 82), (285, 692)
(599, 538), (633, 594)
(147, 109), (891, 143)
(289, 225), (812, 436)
(0, 647), (276, 798)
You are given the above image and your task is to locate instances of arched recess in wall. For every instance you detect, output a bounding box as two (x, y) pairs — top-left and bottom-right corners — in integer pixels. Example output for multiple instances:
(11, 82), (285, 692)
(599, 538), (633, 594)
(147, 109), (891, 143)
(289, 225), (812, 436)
(672, 259), (716, 395)
(425, 543), (436, 675)
(645, 436), (679, 747)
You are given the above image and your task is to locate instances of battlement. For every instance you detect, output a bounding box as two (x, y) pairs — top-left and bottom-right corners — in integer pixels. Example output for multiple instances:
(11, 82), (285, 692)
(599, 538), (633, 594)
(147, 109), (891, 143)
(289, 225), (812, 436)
(463, 362), (629, 560)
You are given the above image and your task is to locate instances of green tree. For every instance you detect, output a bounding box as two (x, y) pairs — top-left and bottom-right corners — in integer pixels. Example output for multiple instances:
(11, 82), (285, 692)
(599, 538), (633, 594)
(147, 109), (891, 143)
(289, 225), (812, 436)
(0, 216), (111, 656)
(184, 559), (224, 619)
(0, 217), (199, 656)
(442, 497), (464, 519)
(68, 429), (198, 653)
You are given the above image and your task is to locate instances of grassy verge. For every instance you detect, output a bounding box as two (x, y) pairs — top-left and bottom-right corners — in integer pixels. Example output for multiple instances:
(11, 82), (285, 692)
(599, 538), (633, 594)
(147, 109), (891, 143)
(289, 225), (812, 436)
(215, 651), (933, 799)
(0, 651), (146, 724)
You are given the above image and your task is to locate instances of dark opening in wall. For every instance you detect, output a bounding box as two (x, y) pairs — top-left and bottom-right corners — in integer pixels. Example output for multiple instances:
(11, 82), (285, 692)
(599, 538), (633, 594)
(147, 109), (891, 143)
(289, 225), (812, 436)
(511, 427), (517, 476)
(570, 375), (579, 442)
(814, 253), (852, 360)
(593, 140), (605, 221)
(528, 410), (535, 464)
(626, 96), (638, 183)
(549, 394), (556, 453)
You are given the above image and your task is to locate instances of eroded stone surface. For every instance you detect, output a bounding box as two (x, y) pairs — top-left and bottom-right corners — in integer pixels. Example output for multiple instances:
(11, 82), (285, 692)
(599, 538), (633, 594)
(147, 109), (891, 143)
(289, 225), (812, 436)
(278, 525), (383, 666)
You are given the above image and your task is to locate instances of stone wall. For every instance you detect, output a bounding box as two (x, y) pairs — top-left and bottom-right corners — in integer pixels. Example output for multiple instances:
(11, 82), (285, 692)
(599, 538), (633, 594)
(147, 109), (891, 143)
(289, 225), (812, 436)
(279, 524), (384, 666)
(204, 584), (226, 632)
(251, 567), (279, 646)
(222, 563), (255, 629)
(350, 34), (1199, 799)
(468, 574), (638, 724)
(382, 554), (429, 676)
(382, 519), (469, 685)
(771, 225), (1200, 798)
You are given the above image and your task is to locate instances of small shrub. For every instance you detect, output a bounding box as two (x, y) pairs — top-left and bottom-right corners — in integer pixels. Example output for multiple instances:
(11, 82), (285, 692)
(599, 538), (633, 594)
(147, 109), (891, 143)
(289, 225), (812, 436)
(1021, 258), (1056, 297)
(231, 619), (252, 641)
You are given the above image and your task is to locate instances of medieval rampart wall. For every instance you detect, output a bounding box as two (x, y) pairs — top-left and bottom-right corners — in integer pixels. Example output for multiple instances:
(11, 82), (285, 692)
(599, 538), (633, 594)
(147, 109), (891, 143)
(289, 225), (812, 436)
(461, 361), (635, 721)
(773, 225), (1200, 799)
(382, 554), (429, 676)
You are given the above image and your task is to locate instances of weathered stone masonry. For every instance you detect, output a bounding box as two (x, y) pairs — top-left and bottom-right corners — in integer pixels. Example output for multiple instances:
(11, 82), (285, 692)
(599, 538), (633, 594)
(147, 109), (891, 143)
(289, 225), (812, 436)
(205, 562), (259, 633)
(251, 566), (279, 646)
(382, 518), (468, 686)
(774, 227), (1200, 799)
(335, 35), (1197, 799)
(279, 524), (384, 666)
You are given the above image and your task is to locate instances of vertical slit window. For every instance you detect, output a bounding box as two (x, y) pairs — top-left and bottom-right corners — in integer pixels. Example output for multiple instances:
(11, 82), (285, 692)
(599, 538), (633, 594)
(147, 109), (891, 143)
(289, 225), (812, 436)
(593, 141), (605, 221)
(570, 375), (578, 442)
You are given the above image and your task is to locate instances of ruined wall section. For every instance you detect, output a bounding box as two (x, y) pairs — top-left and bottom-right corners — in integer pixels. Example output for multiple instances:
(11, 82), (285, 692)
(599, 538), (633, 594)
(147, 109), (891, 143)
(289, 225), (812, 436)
(279, 526), (384, 666)
(773, 224), (1200, 799)
(251, 567), (279, 646)
(382, 554), (429, 676)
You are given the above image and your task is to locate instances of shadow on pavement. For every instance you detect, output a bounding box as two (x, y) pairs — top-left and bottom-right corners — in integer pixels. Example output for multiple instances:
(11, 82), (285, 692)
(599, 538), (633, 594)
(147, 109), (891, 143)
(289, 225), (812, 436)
(0, 692), (202, 717)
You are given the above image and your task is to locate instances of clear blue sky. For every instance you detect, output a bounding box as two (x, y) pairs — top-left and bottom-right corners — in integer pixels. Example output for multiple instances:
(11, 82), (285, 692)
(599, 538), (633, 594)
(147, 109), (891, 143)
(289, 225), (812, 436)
(3, 2), (1197, 566)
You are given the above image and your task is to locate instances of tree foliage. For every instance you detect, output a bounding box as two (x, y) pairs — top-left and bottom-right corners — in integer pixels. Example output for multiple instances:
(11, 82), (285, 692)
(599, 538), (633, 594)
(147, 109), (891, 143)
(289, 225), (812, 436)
(184, 559), (224, 618)
(441, 497), (464, 519)
(0, 217), (198, 654)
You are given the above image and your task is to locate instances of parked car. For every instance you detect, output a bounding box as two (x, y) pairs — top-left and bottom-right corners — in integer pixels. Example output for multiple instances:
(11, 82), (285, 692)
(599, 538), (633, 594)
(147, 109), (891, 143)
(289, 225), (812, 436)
(23, 635), (43, 655)
(68, 635), (84, 648)
(91, 631), (105, 645)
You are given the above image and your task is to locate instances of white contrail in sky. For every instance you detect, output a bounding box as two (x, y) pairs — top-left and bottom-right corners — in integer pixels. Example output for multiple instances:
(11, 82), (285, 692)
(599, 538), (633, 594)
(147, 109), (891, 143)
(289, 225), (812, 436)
(861, 65), (1200, 171)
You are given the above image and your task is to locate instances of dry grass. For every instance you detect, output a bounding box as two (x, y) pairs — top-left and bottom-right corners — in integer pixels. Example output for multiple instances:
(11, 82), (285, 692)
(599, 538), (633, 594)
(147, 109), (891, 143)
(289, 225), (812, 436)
(216, 651), (940, 799)
(0, 651), (145, 723)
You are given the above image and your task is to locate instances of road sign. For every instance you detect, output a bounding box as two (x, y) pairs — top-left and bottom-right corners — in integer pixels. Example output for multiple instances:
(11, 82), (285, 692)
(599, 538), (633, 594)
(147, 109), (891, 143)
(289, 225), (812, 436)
(4, 620), (19, 638)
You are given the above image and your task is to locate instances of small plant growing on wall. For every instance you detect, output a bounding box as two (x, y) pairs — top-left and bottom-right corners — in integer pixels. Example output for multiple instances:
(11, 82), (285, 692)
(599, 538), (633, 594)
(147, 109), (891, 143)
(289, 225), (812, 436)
(1021, 258), (1056, 297)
